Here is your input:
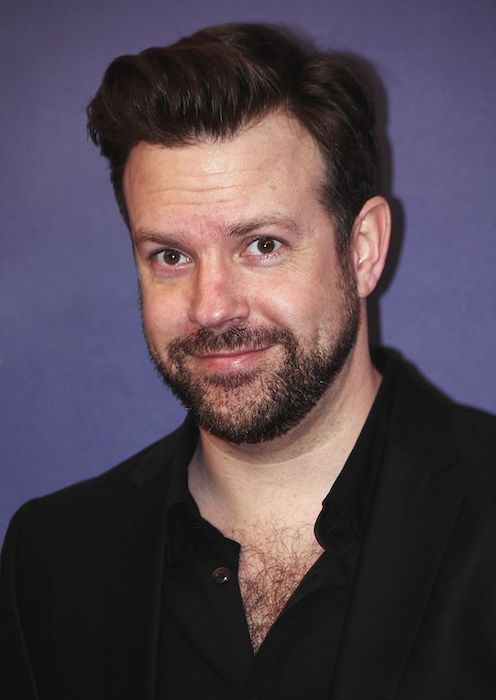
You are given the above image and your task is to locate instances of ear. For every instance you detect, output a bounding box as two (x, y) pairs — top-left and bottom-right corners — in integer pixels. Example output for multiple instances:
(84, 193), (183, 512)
(350, 196), (391, 298)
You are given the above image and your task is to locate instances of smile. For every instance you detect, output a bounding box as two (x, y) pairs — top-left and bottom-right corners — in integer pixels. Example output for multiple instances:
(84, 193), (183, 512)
(190, 346), (273, 371)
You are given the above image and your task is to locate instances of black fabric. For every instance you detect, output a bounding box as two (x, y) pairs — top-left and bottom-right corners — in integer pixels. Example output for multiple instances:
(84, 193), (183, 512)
(156, 357), (396, 698)
(1, 348), (496, 700)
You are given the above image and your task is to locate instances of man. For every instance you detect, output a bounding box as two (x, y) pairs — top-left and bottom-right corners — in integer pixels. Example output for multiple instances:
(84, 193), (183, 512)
(1, 22), (495, 700)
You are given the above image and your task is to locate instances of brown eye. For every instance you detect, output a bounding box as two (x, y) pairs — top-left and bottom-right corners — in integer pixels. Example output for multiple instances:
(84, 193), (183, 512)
(160, 249), (185, 265)
(163, 250), (180, 264)
(244, 237), (282, 258)
(256, 237), (276, 254)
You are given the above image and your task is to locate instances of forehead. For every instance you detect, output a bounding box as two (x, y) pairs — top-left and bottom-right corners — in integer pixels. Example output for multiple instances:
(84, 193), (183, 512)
(123, 113), (326, 230)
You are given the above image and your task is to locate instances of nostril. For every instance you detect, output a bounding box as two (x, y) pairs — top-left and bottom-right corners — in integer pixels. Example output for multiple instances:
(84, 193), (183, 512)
(188, 278), (250, 330)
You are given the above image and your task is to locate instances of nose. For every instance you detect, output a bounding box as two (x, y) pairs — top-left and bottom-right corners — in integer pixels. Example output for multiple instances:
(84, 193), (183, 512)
(187, 258), (250, 330)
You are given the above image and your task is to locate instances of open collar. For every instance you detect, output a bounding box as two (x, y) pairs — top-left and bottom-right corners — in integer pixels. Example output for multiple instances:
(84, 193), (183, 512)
(100, 349), (464, 700)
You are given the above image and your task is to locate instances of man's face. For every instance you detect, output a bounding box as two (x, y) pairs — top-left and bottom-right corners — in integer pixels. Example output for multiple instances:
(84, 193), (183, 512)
(124, 113), (360, 444)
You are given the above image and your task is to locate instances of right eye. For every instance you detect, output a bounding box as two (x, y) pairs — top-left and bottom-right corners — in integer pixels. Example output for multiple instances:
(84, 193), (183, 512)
(153, 249), (190, 266)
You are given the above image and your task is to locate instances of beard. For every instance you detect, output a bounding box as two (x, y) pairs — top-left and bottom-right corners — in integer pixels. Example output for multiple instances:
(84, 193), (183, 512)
(145, 255), (360, 444)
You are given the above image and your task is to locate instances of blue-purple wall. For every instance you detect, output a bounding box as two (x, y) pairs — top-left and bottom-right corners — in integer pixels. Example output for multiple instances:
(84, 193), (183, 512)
(1, 0), (495, 540)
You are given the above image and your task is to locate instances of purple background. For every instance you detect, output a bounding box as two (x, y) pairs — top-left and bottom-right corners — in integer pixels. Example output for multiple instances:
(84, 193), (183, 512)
(1, 0), (495, 541)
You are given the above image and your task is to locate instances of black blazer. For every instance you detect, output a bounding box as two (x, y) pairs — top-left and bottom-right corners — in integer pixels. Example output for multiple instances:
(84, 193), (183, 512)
(1, 349), (496, 699)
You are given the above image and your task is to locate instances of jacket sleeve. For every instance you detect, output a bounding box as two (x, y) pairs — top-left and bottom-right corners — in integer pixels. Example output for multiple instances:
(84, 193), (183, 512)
(0, 507), (40, 699)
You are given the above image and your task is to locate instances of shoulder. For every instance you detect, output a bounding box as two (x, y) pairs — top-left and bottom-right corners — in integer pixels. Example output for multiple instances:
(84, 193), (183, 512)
(451, 401), (496, 440)
(378, 347), (496, 483)
(3, 418), (196, 552)
(449, 403), (496, 479)
(408, 353), (495, 481)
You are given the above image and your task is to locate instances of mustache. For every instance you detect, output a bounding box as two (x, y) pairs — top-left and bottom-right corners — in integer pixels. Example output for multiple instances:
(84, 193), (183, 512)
(167, 325), (295, 357)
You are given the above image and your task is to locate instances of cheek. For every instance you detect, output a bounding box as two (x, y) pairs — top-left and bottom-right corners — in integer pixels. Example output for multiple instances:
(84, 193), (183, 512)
(268, 257), (338, 315)
(259, 265), (350, 346)
(256, 278), (330, 334)
(140, 288), (181, 345)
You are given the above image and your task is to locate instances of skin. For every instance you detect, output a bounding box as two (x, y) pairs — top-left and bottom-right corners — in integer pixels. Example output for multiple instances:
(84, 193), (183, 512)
(124, 112), (391, 537)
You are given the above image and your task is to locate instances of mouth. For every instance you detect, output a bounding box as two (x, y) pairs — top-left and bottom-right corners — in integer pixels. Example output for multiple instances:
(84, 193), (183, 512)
(189, 345), (273, 371)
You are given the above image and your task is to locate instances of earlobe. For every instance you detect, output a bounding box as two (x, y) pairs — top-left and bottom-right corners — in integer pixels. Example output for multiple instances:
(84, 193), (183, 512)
(351, 196), (391, 298)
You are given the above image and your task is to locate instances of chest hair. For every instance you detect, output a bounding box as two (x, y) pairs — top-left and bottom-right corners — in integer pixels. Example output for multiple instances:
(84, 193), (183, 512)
(236, 526), (323, 653)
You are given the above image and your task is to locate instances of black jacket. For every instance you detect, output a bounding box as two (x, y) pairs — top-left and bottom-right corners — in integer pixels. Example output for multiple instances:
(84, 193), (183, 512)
(1, 349), (496, 699)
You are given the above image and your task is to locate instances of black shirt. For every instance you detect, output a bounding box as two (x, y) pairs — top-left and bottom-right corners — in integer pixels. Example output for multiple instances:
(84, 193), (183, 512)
(157, 357), (397, 699)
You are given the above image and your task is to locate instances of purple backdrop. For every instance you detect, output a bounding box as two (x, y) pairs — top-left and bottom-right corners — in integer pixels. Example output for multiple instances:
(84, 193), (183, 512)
(1, 0), (495, 540)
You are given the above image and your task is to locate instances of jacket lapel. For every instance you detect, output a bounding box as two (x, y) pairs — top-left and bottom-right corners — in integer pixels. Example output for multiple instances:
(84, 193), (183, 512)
(103, 420), (197, 700)
(330, 358), (465, 700)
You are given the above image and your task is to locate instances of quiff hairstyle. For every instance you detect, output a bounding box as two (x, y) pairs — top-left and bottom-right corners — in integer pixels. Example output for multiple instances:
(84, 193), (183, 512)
(87, 23), (379, 249)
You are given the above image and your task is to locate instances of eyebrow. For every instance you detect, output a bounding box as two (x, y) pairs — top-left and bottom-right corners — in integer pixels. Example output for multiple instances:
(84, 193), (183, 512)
(222, 216), (299, 238)
(133, 216), (300, 246)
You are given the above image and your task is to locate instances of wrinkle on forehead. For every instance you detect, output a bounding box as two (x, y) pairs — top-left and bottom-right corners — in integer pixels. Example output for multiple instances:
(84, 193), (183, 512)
(145, 181), (240, 197)
(126, 156), (278, 206)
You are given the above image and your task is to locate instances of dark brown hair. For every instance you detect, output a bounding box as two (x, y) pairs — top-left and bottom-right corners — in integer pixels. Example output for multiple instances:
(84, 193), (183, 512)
(87, 23), (379, 247)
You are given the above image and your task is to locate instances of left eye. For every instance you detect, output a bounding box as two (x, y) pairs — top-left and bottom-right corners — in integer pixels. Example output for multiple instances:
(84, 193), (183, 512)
(245, 237), (282, 256)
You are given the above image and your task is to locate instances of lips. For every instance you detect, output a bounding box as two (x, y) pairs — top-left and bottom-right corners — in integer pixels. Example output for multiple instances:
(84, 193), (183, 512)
(192, 346), (270, 359)
(167, 325), (294, 374)
(190, 345), (272, 370)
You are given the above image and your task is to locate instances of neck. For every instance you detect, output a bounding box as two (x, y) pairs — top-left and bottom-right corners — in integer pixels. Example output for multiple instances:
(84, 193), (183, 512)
(188, 330), (380, 534)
